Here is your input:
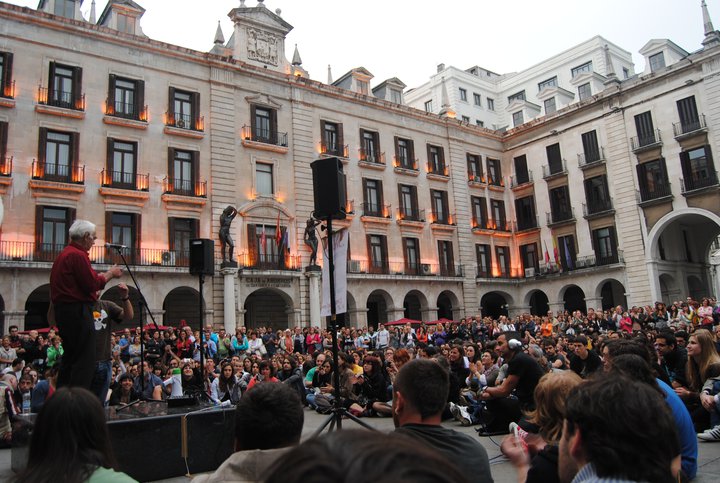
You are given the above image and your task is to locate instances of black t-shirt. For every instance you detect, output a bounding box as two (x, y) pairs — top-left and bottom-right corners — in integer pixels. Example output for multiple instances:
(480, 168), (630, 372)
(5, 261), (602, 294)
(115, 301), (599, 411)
(395, 424), (493, 483)
(569, 350), (602, 378)
(506, 352), (544, 409)
(92, 300), (123, 361)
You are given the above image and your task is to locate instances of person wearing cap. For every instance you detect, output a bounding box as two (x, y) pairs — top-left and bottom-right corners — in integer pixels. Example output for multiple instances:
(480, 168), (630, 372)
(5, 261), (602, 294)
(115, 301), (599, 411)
(109, 373), (141, 406)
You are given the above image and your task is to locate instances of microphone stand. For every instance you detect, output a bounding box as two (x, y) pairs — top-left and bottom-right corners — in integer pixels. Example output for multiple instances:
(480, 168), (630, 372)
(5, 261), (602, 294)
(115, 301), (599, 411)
(108, 245), (160, 393)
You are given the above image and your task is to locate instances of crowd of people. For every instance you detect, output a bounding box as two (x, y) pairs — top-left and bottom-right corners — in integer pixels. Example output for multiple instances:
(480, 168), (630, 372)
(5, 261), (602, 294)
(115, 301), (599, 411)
(1, 292), (718, 481)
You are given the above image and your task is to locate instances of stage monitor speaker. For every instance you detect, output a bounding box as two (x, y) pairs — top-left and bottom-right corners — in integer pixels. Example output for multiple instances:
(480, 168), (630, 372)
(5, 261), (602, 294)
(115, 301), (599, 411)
(189, 239), (214, 276)
(311, 157), (347, 220)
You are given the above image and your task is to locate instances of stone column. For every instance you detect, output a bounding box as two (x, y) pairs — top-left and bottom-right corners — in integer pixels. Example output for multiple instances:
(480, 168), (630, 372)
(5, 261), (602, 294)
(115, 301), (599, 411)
(145, 309), (165, 329)
(584, 297), (603, 312)
(236, 308), (247, 328)
(4, 311), (27, 331)
(221, 267), (238, 333)
(421, 307), (439, 322)
(286, 308), (301, 328)
(306, 270), (321, 328)
(508, 305), (531, 319)
(386, 308), (406, 323)
(348, 307), (368, 328)
(549, 302), (565, 316)
(451, 305), (466, 321)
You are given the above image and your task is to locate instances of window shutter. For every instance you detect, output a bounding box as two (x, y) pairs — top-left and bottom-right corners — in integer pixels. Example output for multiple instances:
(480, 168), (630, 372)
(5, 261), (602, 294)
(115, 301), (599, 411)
(38, 128), (48, 164)
(107, 74), (116, 112)
(134, 213), (142, 251)
(247, 224), (257, 266)
(2, 53), (13, 94)
(270, 108), (278, 144)
(136, 80), (145, 117)
(679, 151), (691, 180)
(106, 138), (114, 174)
(337, 123), (344, 154)
(35, 205), (44, 249)
(394, 136), (400, 160)
(105, 211), (113, 245)
(442, 191), (449, 218)
(380, 235), (388, 270)
(408, 139), (415, 162)
(362, 178), (368, 206)
(0, 121), (7, 159)
(168, 217), (176, 251)
(191, 92), (200, 129)
(191, 151), (200, 195)
(167, 87), (176, 123)
(71, 132), (80, 168)
(72, 67), (83, 107)
(167, 147), (175, 180)
(191, 218), (199, 238)
(411, 185), (418, 213)
(250, 104), (257, 139)
(426, 144), (432, 170)
(365, 234), (372, 265)
(447, 241), (455, 268)
(377, 179), (384, 206)
(48, 61), (56, 97)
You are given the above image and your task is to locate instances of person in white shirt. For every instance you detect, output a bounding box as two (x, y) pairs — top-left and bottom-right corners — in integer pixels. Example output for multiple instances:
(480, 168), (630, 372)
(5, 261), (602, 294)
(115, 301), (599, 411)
(375, 324), (390, 349)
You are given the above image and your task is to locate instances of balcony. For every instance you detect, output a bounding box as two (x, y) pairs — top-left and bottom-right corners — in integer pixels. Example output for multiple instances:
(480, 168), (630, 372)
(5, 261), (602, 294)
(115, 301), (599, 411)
(427, 162), (449, 179)
(164, 112), (204, 137)
(546, 207), (575, 226)
(104, 99), (148, 123)
(320, 141), (348, 158)
(577, 147), (606, 169)
(472, 218), (514, 233)
(393, 156), (419, 174)
(37, 86), (85, 111)
(681, 171), (719, 195)
(637, 182), (672, 205)
(673, 115), (708, 140)
(510, 171), (534, 189)
(0, 156), (12, 176)
(346, 260), (464, 277)
(487, 174), (504, 188)
(582, 199), (615, 219)
(162, 177), (207, 197)
(101, 170), (149, 191)
(0, 241), (191, 268)
(630, 129), (662, 153)
(358, 149), (386, 169)
(542, 161), (568, 180)
(361, 202), (391, 218)
(476, 266), (521, 280)
(1, 80), (15, 101)
(241, 253), (301, 271)
(396, 207), (425, 222)
(241, 125), (288, 149)
(468, 172), (486, 185)
(430, 212), (455, 226)
(31, 160), (84, 184)
(538, 250), (624, 274)
(516, 216), (540, 232)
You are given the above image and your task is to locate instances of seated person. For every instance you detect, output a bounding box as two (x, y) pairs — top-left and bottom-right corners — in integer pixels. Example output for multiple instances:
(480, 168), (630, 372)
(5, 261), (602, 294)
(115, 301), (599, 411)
(108, 373), (141, 406)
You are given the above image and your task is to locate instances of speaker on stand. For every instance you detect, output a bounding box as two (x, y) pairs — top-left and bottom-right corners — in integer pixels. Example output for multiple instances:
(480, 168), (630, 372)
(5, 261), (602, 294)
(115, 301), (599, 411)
(189, 238), (214, 398)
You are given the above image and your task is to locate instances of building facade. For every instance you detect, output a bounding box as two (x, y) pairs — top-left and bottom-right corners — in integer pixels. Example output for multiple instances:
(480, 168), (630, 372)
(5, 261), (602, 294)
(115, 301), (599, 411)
(0, 0), (718, 332)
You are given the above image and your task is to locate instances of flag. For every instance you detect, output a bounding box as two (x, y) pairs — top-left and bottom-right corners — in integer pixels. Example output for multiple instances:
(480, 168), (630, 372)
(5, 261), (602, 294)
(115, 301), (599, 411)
(563, 236), (574, 270)
(275, 212), (282, 247)
(261, 225), (267, 255)
(543, 240), (551, 265)
(552, 237), (560, 266)
(321, 228), (348, 317)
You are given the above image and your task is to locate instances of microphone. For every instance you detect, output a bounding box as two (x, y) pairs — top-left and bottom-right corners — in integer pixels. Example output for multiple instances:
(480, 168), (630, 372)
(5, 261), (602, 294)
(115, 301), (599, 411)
(105, 243), (128, 250)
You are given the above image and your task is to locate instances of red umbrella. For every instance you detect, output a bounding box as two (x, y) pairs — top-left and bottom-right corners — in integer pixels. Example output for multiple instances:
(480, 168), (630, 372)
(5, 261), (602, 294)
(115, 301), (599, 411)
(385, 318), (423, 326)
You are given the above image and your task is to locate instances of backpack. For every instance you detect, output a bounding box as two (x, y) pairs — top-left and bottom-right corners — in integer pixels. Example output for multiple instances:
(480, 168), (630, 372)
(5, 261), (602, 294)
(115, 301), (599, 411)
(314, 394), (334, 414)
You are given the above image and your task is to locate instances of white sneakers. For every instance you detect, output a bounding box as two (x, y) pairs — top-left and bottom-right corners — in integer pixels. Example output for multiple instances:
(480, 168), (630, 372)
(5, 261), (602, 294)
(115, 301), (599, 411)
(698, 425), (720, 442)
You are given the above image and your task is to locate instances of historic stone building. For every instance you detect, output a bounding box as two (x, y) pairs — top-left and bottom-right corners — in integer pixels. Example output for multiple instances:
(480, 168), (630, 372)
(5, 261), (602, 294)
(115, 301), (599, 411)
(0, 0), (718, 332)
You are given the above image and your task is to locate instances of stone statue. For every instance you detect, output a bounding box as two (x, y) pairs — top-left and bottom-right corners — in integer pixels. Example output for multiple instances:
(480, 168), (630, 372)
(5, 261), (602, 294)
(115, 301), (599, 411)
(304, 217), (321, 267)
(219, 205), (237, 265)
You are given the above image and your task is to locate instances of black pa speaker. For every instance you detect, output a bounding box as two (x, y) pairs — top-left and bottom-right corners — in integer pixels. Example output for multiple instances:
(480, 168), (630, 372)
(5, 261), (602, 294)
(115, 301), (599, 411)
(311, 157), (347, 220)
(189, 239), (214, 276)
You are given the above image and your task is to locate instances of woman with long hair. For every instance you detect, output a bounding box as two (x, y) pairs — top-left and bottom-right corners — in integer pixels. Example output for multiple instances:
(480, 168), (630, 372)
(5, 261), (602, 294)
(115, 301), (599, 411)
(349, 356), (389, 417)
(246, 360), (279, 390)
(210, 362), (241, 405)
(677, 329), (720, 432)
(16, 387), (136, 482)
(175, 330), (192, 359)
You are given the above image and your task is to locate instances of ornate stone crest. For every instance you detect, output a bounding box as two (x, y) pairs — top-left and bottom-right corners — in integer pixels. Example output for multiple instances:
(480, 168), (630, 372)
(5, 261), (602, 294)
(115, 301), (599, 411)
(247, 27), (279, 66)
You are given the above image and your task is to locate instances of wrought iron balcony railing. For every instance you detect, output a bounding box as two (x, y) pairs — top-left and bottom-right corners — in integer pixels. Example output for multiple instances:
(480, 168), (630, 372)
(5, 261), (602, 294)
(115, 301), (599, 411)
(673, 114), (707, 138)
(37, 86), (85, 111)
(397, 207), (425, 222)
(31, 160), (84, 184)
(577, 147), (606, 168)
(361, 202), (391, 218)
(680, 171), (719, 194)
(165, 112), (204, 131)
(101, 169), (150, 191)
(359, 149), (385, 165)
(630, 129), (662, 152)
(162, 177), (207, 197)
(104, 98), (148, 122)
(241, 125), (288, 147)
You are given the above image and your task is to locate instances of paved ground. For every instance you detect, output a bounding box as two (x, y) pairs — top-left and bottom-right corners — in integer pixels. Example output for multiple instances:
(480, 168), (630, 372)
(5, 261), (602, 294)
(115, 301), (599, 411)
(2, 407), (720, 482)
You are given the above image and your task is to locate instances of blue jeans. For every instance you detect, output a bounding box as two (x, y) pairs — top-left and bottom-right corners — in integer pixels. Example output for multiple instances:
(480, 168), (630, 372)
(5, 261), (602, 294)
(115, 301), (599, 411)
(90, 360), (113, 406)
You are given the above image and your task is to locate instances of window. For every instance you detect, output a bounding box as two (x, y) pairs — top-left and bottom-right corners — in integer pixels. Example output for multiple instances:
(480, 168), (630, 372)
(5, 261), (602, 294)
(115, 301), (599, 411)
(38, 128), (79, 183)
(0, 51), (13, 98)
(467, 153), (482, 181)
(476, 244), (491, 277)
(513, 155), (529, 185)
(321, 120), (344, 156)
(476, 120), (485, 127)
(636, 158), (670, 201)
(107, 139), (137, 189)
(557, 234), (577, 271)
(520, 243), (539, 273)
(538, 76), (557, 91)
(515, 196), (537, 230)
(623, 67), (630, 79)
(403, 238), (420, 274)
(0, 121), (7, 169)
(581, 130), (601, 163)
(48, 62), (82, 110)
(398, 184), (419, 221)
(357, 80), (369, 95)
(367, 234), (388, 274)
(251, 105), (278, 144)
(473, 93), (481, 106)
(680, 145), (717, 191)
(424, 100), (433, 112)
(508, 90), (526, 103)
(168, 148), (199, 196)
(394, 136), (415, 169)
(486, 158), (502, 186)
(107, 212), (140, 252)
(649, 52), (666, 72)
(549, 185), (573, 222)
(495, 246), (510, 277)
(544, 98), (556, 115)
(584, 175), (612, 214)
(360, 129), (380, 163)
(431, 189), (449, 223)
(512, 111), (524, 127)
(108, 76), (144, 120)
(487, 98), (495, 111)
(546, 143), (564, 174)
(571, 61), (592, 78)
(362, 178), (384, 217)
(437, 240), (455, 276)
(592, 226), (618, 265)
(117, 13), (136, 34)
(634, 111), (656, 147)
(578, 83), (592, 101)
(459, 88), (467, 102)
(255, 162), (274, 196)
(54, 0), (74, 17)
(461, 115), (470, 123)
(427, 144), (446, 175)
(471, 196), (488, 229)
(169, 218), (198, 265)
(169, 88), (200, 130)
(390, 89), (403, 104)
(36, 206), (74, 259)
(490, 199), (506, 230)
(245, 223), (286, 269)
(676, 96), (701, 133)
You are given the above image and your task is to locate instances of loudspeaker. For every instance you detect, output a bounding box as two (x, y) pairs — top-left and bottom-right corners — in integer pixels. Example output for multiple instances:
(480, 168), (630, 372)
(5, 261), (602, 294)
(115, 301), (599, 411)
(189, 239), (214, 276)
(311, 157), (347, 220)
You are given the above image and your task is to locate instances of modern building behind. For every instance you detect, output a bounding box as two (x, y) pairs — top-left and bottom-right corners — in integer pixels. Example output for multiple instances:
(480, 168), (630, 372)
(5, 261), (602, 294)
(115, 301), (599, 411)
(0, 0), (718, 332)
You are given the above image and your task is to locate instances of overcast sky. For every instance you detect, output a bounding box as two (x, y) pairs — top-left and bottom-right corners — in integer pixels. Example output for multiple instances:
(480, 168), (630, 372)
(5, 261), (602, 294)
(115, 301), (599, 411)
(5, 0), (710, 88)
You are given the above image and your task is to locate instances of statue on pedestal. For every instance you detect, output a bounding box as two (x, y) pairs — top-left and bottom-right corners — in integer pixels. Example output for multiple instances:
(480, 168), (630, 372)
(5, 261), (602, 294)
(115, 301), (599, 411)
(219, 205), (238, 267)
(303, 217), (321, 268)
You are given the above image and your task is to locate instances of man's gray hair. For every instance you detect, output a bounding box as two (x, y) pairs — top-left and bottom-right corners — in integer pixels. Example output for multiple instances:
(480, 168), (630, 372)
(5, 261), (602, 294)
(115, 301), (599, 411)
(68, 220), (96, 240)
